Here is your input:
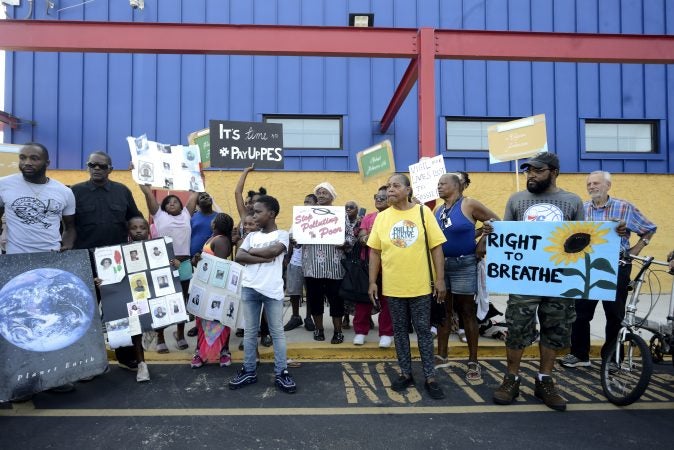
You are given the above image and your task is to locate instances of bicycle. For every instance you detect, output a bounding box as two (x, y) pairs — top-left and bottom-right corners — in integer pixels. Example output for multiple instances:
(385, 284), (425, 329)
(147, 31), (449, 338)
(600, 254), (673, 406)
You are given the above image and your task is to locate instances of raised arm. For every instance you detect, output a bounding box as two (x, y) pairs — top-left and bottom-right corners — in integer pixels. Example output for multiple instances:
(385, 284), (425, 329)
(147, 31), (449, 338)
(234, 164), (255, 220)
(185, 191), (200, 216)
(138, 184), (159, 216)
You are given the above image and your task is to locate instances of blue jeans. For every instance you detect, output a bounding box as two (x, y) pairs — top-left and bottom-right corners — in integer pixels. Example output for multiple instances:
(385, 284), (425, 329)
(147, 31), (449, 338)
(242, 287), (287, 375)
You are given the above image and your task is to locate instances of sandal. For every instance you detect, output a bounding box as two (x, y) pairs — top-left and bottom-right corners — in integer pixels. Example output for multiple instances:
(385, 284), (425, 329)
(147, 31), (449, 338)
(156, 342), (169, 354)
(458, 329), (467, 343)
(434, 354), (450, 368)
(465, 361), (482, 381)
(173, 331), (189, 350)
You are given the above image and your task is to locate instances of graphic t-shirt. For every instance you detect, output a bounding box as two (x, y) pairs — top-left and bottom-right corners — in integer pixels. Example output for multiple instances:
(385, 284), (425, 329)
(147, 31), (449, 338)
(240, 229), (289, 300)
(368, 205), (446, 298)
(504, 189), (584, 222)
(0, 173), (76, 254)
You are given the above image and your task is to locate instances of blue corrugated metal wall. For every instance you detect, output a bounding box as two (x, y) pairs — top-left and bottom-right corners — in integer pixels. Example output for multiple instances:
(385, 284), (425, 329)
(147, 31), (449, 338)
(4, 0), (674, 174)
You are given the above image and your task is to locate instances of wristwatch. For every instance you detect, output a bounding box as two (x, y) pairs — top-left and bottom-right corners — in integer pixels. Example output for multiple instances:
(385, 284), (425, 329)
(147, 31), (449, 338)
(639, 238), (650, 246)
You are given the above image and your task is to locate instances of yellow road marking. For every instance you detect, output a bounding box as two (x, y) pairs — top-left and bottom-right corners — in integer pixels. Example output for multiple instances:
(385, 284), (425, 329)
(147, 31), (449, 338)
(2, 402), (674, 417)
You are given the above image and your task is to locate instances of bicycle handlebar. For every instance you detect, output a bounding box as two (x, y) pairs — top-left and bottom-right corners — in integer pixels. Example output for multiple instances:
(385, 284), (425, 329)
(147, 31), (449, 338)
(626, 254), (670, 267)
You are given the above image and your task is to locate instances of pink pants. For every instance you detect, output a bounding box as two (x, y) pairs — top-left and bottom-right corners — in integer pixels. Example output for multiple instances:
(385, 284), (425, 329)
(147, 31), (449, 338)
(353, 296), (393, 336)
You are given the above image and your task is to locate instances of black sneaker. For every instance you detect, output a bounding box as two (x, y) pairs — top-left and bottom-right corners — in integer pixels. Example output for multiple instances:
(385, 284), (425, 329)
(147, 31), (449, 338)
(261, 335), (273, 347)
(493, 373), (520, 405)
(391, 375), (415, 392)
(228, 367), (258, 390)
(424, 380), (445, 400)
(313, 329), (325, 341)
(304, 317), (316, 331)
(187, 326), (198, 337)
(331, 332), (344, 344)
(275, 369), (297, 394)
(284, 315), (303, 331)
(235, 328), (244, 337)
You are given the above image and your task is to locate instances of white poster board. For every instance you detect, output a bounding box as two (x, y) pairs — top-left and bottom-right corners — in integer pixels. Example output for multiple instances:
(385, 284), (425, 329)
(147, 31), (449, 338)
(408, 155), (446, 203)
(127, 134), (205, 192)
(292, 205), (346, 245)
(187, 253), (243, 329)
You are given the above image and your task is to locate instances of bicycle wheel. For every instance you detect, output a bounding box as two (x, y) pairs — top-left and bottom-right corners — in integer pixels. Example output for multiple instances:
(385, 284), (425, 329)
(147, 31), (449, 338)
(601, 332), (653, 406)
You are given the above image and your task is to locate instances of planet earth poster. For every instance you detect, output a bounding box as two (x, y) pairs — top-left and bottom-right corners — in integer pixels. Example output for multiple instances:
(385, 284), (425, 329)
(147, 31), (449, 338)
(0, 249), (108, 402)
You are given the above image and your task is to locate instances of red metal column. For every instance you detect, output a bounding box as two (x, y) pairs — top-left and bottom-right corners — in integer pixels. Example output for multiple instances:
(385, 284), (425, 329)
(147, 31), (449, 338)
(379, 58), (418, 134)
(417, 28), (436, 159)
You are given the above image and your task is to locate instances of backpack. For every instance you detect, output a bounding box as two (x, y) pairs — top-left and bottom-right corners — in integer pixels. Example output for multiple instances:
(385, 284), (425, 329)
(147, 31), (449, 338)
(339, 242), (371, 304)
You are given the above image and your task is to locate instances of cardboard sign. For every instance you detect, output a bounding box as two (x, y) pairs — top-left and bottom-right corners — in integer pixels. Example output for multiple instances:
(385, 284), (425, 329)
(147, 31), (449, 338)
(0, 250), (108, 401)
(98, 238), (188, 340)
(292, 206), (346, 245)
(187, 254), (243, 329)
(357, 140), (395, 179)
(127, 135), (204, 192)
(209, 120), (284, 169)
(485, 221), (620, 301)
(188, 128), (211, 169)
(488, 114), (548, 164)
(408, 155), (446, 203)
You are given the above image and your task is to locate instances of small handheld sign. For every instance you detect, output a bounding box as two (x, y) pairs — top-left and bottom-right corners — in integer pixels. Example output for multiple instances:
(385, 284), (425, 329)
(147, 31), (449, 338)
(209, 120), (284, 169)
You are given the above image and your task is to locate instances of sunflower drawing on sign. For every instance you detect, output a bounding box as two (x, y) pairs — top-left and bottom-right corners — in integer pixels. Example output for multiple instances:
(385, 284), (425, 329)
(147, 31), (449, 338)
(544, 222), (616, 299)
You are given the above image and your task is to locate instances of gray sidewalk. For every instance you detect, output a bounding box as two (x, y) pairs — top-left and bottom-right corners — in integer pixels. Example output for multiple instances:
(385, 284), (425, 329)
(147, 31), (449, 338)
(131, 291), (673, 363)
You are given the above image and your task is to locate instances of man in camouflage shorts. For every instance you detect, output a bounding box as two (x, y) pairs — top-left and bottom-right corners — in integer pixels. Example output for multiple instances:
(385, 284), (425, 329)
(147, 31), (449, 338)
(484, 152), (584, 412)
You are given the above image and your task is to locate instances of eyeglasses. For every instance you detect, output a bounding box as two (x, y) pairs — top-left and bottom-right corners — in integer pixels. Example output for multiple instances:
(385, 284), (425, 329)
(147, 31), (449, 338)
(522, 167), (551, 175)
(87, 162), (110, 170)
(374, 195), (387, 201)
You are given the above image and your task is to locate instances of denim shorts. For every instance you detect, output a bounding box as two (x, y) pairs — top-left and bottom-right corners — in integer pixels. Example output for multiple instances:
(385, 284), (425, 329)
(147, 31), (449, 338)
(444, 254), (477, 295)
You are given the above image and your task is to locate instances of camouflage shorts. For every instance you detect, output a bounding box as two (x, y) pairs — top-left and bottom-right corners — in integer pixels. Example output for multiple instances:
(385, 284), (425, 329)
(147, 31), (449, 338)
(505, 294), (576, 350)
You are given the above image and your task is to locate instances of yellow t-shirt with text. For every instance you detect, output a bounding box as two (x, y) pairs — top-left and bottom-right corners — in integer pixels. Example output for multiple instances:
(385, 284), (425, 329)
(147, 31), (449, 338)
(367, 205), (446, 298)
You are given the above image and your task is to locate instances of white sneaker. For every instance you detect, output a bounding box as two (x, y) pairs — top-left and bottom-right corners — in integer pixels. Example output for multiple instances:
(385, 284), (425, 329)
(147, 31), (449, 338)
(430, 326), (438, 337)
(353, 334), (366, 345)
(379, 335), (393, 348)
(136, 362), (150, 382)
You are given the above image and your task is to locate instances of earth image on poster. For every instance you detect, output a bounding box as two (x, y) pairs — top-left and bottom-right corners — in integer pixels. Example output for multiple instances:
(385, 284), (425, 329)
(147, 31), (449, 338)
(0, 268), (94, 352)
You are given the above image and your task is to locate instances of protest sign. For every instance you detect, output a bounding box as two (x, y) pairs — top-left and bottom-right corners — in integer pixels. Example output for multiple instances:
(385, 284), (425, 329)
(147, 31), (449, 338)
(485, 221), (620, 301)
(209, 120), (284, 169)
(357, 140), (395, 180)
(188, 128), (211, 169)
(0, 250), (108, 402)
(408, 155), (446, 203)
(127, 134), (204, 192)
(98, 238), (188, 343)
(488, 114), (547, 164)
(292, 205), (346, 245)
(187, 254), (243, 329)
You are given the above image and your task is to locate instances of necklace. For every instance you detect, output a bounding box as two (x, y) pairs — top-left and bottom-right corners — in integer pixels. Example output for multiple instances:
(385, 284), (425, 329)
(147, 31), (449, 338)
(440, 196), (462, 229)
(23, 177), (49, 201)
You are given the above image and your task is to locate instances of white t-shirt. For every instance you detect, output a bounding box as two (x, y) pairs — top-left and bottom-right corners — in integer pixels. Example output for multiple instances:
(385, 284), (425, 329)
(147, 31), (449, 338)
(0, 173), (75, 254)
(240, 229), (289, 300)
(152, 208), (191, 256)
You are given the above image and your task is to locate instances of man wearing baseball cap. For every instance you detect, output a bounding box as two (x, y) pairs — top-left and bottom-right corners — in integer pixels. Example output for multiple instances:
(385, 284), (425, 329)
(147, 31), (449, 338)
(488, 151), (584, 411)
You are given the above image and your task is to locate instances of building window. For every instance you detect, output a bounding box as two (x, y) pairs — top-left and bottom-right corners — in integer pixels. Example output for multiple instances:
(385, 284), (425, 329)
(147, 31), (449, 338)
(585, 121), (656, 153)
(264, 116), (342, 149)
(445, 118), (510, 151)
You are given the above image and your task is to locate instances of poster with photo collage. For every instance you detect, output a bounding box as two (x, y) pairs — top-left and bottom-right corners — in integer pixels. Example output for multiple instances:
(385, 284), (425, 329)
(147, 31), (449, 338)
(97, 238), (189, 347)
(187, 253), (243, 329)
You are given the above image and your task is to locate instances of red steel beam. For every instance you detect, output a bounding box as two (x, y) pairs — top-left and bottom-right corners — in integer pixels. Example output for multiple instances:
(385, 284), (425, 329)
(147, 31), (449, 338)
(435, 29), (674, 63)
(417, 28), (436, 158)
(379, 58), (418, 134)
(0, 20), (418, 58)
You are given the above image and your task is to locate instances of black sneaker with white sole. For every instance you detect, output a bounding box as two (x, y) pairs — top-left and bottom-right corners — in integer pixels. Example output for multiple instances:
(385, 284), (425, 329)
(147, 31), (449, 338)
(275, 369), (297, 394)
(228, 367), (258, 390)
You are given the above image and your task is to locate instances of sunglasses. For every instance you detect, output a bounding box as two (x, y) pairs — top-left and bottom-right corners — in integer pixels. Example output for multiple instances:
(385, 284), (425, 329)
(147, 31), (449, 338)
(522, 167), (551, 175)
(374, 195), (387, 201)
(87, 162), (110, 170)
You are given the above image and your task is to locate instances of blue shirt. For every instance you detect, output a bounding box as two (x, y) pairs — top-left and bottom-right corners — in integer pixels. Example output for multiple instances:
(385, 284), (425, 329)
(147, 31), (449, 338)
(435, 198), (476, 257)
(584, 197), (657, 253)
(190, 211), (217, 256)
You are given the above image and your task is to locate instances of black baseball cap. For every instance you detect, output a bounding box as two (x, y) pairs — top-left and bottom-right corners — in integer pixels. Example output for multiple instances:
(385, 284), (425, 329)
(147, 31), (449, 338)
(520, 152), (560, 170)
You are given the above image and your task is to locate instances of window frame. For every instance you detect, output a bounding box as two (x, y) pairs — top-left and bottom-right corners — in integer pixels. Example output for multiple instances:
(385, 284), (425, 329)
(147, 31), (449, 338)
(263, 114), (344, 150)
(579, 118), (665, 161)
(443, 116), (518, 153)
(583, 119), (657, 154)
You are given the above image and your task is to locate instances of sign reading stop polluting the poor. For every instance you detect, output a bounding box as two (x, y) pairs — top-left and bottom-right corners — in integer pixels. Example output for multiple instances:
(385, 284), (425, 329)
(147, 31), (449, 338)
(291, 206), (346, 245)
(209, 120), (284, 169)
